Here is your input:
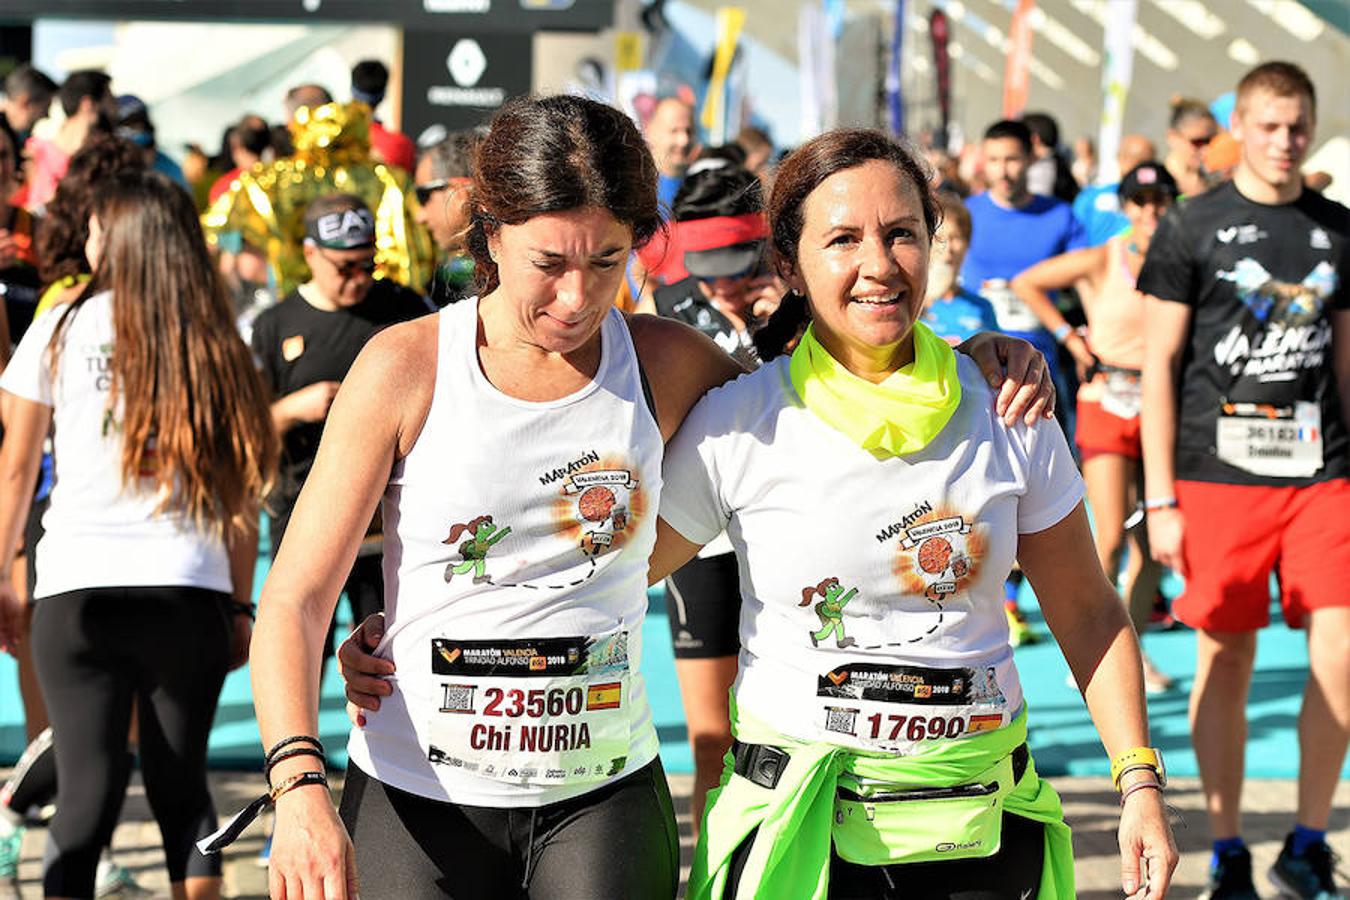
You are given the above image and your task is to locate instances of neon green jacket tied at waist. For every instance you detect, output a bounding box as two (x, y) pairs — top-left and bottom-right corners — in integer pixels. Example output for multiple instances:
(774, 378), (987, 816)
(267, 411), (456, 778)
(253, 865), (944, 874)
(687, 704), (1075, 900)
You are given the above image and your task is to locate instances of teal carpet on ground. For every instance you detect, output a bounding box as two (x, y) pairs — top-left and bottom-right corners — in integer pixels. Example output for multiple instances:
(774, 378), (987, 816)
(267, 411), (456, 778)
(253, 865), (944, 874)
(1, 579), (1341, 779)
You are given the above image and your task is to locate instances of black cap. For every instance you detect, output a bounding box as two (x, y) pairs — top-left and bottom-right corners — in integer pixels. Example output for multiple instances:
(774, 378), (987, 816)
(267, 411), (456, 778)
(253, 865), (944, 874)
(305, 206), (376, 250)
(1118, 162), (1178, 203)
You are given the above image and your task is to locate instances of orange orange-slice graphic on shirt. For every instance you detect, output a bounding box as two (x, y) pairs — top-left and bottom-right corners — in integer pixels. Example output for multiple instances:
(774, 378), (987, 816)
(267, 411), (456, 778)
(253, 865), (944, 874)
(550, 454), (647, 556)
(892, 505), (986, 602)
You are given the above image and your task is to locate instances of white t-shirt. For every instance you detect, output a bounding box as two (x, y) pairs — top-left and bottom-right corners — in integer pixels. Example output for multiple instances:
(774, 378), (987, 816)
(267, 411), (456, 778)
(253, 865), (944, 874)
(0, 293), (231, 598)
(660, 355), (1084, 751)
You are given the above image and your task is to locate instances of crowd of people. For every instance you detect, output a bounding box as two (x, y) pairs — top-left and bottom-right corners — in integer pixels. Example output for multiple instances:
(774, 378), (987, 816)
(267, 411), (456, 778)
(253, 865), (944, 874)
(0, 46), (1340, 900)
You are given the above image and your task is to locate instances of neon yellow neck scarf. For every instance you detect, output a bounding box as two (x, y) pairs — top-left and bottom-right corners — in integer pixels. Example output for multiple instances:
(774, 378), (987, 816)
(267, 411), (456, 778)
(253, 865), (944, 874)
(788, 321), (961, 457)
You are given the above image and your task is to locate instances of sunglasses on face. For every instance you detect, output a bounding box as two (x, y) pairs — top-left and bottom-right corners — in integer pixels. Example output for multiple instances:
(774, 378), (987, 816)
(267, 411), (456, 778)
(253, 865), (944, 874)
(414, 180), (450, 206)
(1185, 135), (1214, 149)
(319, 247), (377, 279)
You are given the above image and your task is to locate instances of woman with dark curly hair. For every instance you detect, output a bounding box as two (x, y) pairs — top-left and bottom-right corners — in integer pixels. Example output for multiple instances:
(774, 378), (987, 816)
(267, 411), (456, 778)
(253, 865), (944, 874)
(33, 133), (147, 314)
(654, 129), (1176, 900)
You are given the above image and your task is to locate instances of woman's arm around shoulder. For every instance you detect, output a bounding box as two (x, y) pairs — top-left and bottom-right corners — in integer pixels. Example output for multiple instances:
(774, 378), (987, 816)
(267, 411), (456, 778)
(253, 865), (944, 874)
(954, 331), (1057, 425)
(252, 314), (436, 900)
(626, 312), (746, 442)
(627, 314), (744, 584)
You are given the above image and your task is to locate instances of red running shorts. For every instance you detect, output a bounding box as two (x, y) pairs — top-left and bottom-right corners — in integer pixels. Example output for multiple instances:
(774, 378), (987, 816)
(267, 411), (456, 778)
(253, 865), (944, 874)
(1173, 478), (1350, 631)
(1075, 394), (1141, 462)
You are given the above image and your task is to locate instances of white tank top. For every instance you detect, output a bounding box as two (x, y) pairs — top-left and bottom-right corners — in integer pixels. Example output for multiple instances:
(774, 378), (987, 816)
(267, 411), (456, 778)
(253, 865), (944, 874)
(346, 298), (663, 807)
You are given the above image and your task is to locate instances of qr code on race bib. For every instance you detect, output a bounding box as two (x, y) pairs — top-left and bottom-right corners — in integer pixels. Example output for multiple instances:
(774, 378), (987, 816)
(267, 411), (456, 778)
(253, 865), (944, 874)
(439, 684), (476, 714)
(824, 706), (859, 736)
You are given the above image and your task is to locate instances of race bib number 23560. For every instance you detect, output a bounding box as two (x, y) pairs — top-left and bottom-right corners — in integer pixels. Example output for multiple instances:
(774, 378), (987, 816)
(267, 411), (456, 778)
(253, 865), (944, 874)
(425, 632), (631, 787)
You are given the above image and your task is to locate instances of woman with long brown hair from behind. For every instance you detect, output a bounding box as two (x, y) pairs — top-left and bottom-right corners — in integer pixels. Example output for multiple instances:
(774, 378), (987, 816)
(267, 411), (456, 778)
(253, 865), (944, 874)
(0, 170), (277, 900)
(0, 132), (149, 897)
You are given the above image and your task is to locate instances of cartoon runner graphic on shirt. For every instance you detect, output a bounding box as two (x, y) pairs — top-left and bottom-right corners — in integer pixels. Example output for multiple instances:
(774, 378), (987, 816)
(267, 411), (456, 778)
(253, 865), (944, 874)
(443, 515), (512, 583)
(800, 578), (859, 648)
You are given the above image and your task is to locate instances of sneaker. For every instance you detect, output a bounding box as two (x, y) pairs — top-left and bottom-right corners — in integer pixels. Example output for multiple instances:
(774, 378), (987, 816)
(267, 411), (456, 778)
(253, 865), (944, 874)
(1148, 592), (1185, 631)
(1005, 606), (1036, 647)
(1141, 652), (1176, 695)
(1201, 846), (1261, 899)
(1269, 835), (1346, 899)
(94, 854), (148, 897)
(0, 823), (22, 888)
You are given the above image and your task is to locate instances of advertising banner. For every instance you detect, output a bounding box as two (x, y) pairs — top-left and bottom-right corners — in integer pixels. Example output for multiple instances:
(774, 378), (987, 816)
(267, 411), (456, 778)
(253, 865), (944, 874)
(402, 30), (532, 140)
(1002, 0), (1035, 119)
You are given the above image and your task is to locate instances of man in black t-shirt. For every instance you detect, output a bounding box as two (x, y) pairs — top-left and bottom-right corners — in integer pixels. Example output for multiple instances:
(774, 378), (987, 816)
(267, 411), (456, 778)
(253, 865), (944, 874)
(1139, 62), (1348, 900)
(252, 194), (433, 650)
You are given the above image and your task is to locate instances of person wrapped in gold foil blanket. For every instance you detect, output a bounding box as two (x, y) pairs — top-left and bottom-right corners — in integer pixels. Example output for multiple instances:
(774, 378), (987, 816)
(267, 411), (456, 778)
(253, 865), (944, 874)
(203, 101), (433, 296)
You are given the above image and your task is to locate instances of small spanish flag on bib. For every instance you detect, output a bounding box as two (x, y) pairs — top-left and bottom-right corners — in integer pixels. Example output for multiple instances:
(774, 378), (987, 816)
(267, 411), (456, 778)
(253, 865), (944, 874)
(586, 682), (622, 711)
(966, 714), (1003, 734)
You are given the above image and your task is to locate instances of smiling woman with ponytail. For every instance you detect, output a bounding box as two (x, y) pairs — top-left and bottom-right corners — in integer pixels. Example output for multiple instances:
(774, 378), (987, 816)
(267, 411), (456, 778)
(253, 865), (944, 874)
(0, 170), (276, 900)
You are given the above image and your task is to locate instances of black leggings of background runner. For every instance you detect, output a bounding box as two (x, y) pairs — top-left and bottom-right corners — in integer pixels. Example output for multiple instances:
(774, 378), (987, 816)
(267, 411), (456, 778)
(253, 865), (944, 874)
(323, 552), (384, 663)
(725, 810), (1045, 899)
(30, 586), (230, 896)
(340, 758), (680, 899)
(665, 550), (742, 659)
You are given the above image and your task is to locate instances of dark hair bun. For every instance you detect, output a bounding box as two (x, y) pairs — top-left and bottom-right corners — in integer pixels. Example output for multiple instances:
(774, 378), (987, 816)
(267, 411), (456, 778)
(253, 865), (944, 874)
(672, 163), (763, 222)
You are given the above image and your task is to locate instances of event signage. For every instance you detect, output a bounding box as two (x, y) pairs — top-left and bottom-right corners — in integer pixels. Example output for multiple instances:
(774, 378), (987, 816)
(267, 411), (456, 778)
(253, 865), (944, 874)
(0, 0), (611, 32)
(701, 6), (746, 144)
(402, 30), (532, 137)
(930, 8), (951, 145)
(1002, 0), (1035, 118)
(1097, 0), (1137, 182)
(885, 0), (904, 135)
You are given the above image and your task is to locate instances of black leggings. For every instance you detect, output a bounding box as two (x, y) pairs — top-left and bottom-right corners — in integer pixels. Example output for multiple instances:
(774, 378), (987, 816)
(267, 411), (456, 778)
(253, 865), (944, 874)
(31, 586), (231, 896)
(726, 811), (1045, 900)
(665, 551), (742, 659)
(339, 758), (680, 899)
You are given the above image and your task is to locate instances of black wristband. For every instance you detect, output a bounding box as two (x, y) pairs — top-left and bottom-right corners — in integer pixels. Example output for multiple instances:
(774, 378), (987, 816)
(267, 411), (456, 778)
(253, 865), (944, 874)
(264, 746), (326, 785)
(269, 769), (329, 802)
(197, 770), (329, 855)
(264, 735), (324, 769)
(229, 601), (256, 619)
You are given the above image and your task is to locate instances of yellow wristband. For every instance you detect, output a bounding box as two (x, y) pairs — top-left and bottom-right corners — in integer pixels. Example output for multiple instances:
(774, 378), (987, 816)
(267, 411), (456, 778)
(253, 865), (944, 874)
(1110, 747), (1166, 790)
